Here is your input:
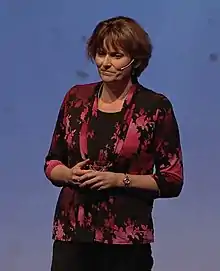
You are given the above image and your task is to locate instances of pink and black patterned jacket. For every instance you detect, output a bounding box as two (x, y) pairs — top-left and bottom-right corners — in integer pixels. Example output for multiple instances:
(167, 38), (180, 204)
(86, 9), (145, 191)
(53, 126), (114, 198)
(44, 81), (184, 244)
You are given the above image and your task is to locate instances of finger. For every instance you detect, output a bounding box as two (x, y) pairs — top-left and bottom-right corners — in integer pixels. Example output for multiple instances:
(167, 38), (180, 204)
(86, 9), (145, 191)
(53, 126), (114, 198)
(90, 181), (104, 189)
(79, 177), (100, 188)
(73, 169), (93, 177)
(72, 176), (79, 181)
(75, 159), (90, 168)
(69, 180), (80, 185)
(98, 184), (109, 190)
(78, 171), (98, 182)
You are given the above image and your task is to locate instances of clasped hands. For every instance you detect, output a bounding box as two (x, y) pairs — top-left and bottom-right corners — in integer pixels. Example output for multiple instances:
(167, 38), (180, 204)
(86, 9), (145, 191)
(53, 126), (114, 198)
(67, 159), (122, 190)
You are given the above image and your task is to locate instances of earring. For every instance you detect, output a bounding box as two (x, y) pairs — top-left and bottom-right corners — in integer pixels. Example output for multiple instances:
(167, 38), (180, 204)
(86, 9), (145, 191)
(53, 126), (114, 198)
(131, 69), (136, 76)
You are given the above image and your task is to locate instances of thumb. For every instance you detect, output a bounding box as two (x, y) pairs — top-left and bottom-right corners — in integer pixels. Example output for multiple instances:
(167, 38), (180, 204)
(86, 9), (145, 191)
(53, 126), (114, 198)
(75, 159), (90, 168)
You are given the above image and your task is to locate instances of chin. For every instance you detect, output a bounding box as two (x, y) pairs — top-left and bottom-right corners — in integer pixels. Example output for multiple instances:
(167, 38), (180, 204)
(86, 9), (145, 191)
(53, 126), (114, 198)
(100, 74), (116, 82)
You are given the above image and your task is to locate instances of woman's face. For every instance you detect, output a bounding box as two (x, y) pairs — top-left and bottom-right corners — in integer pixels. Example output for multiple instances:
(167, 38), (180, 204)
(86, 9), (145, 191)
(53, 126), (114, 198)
(95, 42), (133, 83)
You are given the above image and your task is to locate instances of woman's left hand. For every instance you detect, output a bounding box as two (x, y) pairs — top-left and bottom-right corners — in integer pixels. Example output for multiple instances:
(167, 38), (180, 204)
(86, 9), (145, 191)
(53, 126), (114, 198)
(78, 171), (123, 190)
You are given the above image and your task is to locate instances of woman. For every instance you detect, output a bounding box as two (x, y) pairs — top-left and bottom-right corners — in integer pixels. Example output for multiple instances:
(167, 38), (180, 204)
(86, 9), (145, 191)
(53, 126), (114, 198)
(44, 16), (184, 271)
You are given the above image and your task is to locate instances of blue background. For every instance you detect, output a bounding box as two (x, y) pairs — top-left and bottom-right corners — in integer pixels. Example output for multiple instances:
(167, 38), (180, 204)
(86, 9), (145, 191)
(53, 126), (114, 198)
(1, 1), (220, 270)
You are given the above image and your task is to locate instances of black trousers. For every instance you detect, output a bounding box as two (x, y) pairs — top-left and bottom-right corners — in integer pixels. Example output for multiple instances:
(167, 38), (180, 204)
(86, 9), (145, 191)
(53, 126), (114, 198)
(51, 240), (154, 271)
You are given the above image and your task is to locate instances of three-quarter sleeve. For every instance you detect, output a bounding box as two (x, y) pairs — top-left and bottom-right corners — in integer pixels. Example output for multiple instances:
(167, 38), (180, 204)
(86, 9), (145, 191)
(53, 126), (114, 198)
(44, 92), (69, 181)
(152, 96), (184, 198)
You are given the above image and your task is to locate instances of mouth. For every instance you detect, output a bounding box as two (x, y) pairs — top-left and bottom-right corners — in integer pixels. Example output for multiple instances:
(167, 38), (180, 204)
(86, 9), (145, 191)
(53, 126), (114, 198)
(100, 71), (114, 75)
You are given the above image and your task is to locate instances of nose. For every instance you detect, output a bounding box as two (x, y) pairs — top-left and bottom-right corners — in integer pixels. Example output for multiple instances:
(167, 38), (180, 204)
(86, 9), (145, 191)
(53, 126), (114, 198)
(102, 55), (111, 67)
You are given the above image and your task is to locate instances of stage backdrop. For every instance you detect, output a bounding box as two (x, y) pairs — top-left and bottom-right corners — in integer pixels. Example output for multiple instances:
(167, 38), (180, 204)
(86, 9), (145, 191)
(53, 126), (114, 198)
(0, 1), (219, 270)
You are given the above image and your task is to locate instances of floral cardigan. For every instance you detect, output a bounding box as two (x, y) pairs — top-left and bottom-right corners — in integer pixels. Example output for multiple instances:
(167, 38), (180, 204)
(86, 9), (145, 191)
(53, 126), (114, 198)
(44, 81), (184, 244)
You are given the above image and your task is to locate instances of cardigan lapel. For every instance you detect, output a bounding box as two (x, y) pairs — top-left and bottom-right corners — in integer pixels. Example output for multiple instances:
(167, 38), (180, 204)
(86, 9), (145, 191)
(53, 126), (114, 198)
(79, 82), (101, 160)
(111, 84), (138, 157)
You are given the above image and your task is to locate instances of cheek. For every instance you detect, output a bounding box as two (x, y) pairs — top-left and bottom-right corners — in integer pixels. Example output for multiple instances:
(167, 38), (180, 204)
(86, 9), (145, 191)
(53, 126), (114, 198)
(94, 56), (103, 67)
(111, 57), (132, 69)
(120, 68), (132, 78)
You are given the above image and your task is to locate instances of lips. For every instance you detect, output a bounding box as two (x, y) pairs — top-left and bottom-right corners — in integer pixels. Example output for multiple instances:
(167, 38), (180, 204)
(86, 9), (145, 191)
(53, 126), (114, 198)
(100, 71), (114, 75)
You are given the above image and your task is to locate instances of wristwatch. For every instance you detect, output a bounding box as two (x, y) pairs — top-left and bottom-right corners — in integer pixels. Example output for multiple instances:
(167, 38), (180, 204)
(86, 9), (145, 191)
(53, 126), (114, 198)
(123, 174), (131, 187)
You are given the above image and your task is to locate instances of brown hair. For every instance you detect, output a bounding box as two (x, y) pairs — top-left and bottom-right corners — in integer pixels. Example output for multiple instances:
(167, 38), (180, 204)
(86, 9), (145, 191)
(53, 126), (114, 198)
(86, 16), (153, 77)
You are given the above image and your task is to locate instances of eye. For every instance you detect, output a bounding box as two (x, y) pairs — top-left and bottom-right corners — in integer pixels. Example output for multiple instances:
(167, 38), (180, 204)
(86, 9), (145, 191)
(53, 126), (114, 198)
(115, 54), (123, 58)
(111, 52), (123, 59)
(97, 50), (106, 56)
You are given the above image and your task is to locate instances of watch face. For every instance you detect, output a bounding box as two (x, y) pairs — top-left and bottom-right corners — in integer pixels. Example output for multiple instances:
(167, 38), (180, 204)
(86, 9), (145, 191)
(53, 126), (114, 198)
(123, 175), (130, 186)
(125, 179), (130, 184)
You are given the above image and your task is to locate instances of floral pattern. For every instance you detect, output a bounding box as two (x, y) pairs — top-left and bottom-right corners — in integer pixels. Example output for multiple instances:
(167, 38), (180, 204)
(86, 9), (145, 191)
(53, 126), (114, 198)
(44, 82), (184, 244)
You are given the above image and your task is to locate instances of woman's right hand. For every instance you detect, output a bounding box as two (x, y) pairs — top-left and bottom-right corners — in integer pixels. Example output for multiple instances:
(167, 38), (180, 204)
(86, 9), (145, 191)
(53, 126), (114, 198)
(49, 159), (91, 186)
(67, 159), (91, 184)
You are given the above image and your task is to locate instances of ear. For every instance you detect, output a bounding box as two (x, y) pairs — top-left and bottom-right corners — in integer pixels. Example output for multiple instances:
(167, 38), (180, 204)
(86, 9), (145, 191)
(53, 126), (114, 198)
(133, 60), (141, 69)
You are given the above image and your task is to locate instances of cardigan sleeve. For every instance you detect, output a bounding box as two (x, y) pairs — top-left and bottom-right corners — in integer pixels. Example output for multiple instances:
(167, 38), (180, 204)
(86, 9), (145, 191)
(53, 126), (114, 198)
(152, 96), (184, 198)
(44, 91), (70, 182)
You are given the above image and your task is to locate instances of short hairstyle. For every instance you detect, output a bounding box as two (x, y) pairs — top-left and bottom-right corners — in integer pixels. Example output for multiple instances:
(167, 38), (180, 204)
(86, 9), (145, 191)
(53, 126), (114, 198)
(86, 16), (153, 77)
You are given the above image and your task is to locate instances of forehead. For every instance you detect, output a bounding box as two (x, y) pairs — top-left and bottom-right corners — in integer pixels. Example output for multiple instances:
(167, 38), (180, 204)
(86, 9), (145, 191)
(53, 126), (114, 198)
(98, 37), (128, 54)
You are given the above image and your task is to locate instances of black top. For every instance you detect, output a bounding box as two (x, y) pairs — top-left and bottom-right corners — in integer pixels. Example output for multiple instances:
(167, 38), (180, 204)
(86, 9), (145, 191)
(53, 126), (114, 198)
(88, 110), (123, 165)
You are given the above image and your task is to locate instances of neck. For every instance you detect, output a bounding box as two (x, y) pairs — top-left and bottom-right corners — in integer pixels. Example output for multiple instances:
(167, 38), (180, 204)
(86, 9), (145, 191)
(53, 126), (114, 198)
(101, 78), (133, 103)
